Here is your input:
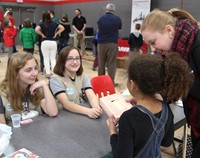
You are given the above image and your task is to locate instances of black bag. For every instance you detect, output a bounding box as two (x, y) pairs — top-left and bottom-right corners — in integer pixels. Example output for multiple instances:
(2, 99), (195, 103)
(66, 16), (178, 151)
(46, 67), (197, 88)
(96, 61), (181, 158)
(177, 135), (193, 158)
(85, 27), (94, 36)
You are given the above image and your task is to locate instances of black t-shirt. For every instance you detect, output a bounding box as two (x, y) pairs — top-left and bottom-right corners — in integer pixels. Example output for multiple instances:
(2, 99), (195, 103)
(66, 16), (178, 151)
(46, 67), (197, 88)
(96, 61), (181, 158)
(110, 104), (174, 158)
(72, 16), (86, 31)
(128, 33), (143, 51)
(39, 21), (58, 41)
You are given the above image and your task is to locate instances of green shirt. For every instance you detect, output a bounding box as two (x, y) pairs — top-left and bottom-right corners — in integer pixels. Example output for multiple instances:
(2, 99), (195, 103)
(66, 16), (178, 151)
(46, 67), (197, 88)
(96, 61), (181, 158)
(19, 28), (38, 49)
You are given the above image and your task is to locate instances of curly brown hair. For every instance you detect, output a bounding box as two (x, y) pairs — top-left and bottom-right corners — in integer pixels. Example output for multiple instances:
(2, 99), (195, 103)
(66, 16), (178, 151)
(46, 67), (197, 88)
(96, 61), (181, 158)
(128, 53), (194, 102)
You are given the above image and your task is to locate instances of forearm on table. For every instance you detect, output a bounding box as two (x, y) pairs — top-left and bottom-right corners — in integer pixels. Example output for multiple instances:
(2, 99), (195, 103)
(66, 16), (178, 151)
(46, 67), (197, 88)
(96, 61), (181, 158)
(86, 89), (100, 108)
(63, 101), (91, 116)
(88, 96), (100, 108)
(42, 84), (58, 116)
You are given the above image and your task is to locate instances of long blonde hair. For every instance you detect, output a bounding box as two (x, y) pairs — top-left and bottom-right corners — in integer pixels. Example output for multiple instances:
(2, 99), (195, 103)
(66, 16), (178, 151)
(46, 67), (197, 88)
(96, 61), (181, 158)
(0, 52), (43, 111)
(141, 8), (198, 32)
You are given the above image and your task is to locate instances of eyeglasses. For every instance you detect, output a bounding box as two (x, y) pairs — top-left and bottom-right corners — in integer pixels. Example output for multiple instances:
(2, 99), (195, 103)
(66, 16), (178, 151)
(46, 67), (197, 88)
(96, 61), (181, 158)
(67, 57), (81, 62)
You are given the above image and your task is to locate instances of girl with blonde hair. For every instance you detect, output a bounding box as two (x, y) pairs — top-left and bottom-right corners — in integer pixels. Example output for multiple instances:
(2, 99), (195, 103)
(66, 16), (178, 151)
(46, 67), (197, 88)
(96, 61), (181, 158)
(141, 8), (200, 157)
(0, 52), (58, 124)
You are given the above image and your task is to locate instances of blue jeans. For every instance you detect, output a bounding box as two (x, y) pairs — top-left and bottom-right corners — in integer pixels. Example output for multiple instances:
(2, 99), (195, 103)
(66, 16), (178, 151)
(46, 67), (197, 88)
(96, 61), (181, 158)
(58, 38), (69, 54)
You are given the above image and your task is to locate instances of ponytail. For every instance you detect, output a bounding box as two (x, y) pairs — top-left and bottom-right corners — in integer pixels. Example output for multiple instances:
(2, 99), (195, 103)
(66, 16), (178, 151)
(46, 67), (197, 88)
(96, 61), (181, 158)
(128, 54), (194, 102)
(168, 8), (198, 25)
(162, 53), (194, 102)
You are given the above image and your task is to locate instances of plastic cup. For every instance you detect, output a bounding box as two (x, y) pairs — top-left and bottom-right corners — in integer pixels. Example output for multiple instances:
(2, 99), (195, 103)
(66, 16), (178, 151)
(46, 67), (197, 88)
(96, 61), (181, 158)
(10, 114), (21, 128)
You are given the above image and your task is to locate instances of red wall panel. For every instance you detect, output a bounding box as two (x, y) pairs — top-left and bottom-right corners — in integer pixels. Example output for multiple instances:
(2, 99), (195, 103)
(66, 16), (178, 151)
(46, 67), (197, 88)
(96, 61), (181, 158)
(1, 0), (106, 5)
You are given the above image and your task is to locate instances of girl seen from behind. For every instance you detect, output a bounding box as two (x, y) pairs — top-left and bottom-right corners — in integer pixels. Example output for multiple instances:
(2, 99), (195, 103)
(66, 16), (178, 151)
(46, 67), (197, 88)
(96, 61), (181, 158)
(0, 52), (58, 124)
(128, 23), (143, 61)
(19, 18), (38, 54)
(58, 14), (71, 54)
(49, 46), (102, 119)
(35, 11), (64, 78)
(107, 54), (194, 158)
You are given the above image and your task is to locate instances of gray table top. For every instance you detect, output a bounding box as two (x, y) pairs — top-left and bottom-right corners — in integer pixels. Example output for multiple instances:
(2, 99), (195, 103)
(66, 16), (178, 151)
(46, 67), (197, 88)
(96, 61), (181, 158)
(9, 109), (111, 158)
(8, 104), (186, 158)
(170, 104), (186, 130)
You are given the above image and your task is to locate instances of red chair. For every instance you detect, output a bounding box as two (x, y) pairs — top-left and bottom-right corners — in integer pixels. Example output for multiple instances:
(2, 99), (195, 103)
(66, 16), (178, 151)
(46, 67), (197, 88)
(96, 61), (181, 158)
(90, 75), (115, 98)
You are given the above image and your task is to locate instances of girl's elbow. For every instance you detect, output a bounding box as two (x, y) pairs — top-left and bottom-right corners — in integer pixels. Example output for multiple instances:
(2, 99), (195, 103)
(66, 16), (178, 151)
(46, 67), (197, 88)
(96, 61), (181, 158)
(48, 110), (58, 117)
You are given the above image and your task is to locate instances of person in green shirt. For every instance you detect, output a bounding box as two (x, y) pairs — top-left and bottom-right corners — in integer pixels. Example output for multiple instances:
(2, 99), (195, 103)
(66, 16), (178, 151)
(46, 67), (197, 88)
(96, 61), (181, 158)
(19, 19), (38, 54)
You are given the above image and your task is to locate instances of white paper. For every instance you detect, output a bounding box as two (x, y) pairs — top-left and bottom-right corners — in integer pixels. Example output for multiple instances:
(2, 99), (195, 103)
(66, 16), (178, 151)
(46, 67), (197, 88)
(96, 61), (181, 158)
(0, 124), (12, 156)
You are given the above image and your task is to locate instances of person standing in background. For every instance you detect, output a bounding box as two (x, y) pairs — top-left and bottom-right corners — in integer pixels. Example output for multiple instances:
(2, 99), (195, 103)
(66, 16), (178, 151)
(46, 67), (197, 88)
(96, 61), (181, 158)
(4, 10), (15, 26)
(128, 23), (143, 62)
(3, 19), (17, 56)
(49, 10), (58, 24)
(49, 9), (59, 48)
(58, 14), (71, 54)
(19, 19), (38, 54)
(92, 30), (98, 71)
(72, 9), (87, 55)
(35, 11), (64, 78)
(4, 10), (17, 53)
(97, 3), (122, 86)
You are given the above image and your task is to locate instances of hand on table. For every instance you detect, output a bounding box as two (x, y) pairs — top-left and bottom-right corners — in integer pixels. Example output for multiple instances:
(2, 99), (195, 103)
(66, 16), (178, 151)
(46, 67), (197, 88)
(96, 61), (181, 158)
(87, 107), (102, 119)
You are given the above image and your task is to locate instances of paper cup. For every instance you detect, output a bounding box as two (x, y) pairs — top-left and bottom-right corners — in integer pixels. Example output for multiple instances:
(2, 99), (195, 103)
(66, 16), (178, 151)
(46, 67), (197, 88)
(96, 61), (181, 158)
(10, 114), (21, 128)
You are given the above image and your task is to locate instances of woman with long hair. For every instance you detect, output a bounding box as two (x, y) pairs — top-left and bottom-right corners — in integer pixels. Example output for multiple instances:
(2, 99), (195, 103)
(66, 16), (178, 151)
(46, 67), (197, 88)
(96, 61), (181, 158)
(35, 11), (64, 78)
(0, 52), (58, 124)
(141, 8), (200, 157)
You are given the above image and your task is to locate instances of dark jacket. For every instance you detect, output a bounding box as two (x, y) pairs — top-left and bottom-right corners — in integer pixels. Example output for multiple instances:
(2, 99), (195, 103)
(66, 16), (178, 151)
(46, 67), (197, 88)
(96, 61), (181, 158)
(188, 29), (200, 99)
(184, 29), (200, 128)
(128, 32), (143, 51)
(59, 19), (71, 39)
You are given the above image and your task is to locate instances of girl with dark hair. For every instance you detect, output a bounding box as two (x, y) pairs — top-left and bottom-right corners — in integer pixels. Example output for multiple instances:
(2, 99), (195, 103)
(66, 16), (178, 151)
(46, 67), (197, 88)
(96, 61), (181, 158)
(107, 54), (194, 158)
(35, 11), (64, 78)
(58, 14), (71, 54)
(49, 46), (102, 119)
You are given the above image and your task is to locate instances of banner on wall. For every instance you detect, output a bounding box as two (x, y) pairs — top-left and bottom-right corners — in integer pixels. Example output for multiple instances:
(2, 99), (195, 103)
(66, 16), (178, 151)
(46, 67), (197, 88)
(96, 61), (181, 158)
(130, 0), (151, 32)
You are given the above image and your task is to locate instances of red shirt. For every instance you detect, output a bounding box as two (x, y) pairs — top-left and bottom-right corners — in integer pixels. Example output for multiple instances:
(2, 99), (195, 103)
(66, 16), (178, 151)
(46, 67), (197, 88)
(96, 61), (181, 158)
(3, 26), (17, 47)
(9, 16), (15, 26)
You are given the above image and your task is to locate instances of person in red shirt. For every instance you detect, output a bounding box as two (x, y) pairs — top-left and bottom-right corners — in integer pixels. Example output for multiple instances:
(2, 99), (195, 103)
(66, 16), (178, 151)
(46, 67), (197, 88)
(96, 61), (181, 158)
(4, 10), (15, 26)
(3, 19), (17, 56)
(4, 10), (17, 53)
